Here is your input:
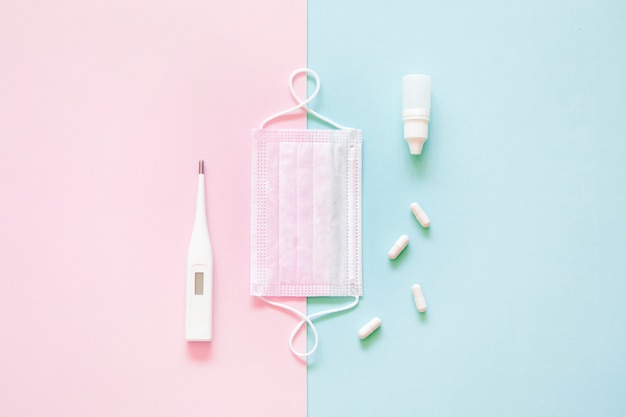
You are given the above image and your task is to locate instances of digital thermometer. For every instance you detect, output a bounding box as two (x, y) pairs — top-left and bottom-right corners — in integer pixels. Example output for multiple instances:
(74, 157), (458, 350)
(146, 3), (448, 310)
(186, 160), (213, 341)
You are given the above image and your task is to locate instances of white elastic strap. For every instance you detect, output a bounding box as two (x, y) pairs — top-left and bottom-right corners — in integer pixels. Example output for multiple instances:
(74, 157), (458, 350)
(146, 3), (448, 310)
(258, 295), (360, 358)
(259, 68), (350, 130)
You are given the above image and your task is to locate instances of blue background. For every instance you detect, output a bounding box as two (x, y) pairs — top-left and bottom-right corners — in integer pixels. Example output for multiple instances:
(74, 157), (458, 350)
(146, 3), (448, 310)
(307, 0), (626, 415)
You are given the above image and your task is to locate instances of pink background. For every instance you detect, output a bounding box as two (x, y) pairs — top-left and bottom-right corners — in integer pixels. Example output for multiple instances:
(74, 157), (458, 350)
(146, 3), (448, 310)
(0, 1), (306, 415)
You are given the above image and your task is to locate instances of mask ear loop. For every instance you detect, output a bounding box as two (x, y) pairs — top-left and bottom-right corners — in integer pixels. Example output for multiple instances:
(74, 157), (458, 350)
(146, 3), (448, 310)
(259, 68), (351, 130)
(259, 296), (359, 358)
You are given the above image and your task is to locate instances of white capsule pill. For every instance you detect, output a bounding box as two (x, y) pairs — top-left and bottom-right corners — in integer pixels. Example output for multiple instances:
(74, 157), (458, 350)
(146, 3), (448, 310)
(358, 317), (382, 340)
(410, 202), (431, 228)
(388, 234), (410, 259)
(412, 284), (427, 313)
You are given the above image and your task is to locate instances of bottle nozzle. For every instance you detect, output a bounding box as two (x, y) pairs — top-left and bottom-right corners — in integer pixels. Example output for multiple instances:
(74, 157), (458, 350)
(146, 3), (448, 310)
(406, 137), (426, 155)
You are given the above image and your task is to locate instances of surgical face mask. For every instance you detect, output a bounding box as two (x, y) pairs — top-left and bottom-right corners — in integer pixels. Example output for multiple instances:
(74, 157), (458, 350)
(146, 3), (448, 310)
(250, 69), (362, 358)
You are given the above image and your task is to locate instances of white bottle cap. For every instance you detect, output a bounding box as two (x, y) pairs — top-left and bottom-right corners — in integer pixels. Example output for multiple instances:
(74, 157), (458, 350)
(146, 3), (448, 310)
(402, 74), (431, 155)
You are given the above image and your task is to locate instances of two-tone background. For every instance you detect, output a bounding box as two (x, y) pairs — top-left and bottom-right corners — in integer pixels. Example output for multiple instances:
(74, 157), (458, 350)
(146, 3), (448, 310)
(1, 1), (625, 416)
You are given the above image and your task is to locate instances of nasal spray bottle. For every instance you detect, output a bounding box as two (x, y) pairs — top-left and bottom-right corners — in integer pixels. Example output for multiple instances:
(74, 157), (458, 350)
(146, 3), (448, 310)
(402, 74), (431, 155)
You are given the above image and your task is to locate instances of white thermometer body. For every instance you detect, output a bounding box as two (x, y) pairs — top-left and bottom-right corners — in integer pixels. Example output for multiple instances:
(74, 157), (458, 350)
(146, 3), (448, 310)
(186, 160), (213, 341)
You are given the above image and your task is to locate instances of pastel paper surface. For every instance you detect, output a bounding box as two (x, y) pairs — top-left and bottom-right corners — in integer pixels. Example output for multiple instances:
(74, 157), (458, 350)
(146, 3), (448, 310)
(0, 1), (306, 416)
(250, 129), (362, 297)
(307, 0), (626, 416)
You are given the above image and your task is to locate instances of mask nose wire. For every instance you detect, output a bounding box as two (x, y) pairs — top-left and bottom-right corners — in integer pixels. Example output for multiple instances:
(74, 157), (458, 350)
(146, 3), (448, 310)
(259, 68), (350, 130)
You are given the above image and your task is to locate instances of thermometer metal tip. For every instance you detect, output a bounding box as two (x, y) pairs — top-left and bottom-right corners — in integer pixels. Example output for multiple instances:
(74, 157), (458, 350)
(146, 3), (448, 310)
(199, 160), (204, 174)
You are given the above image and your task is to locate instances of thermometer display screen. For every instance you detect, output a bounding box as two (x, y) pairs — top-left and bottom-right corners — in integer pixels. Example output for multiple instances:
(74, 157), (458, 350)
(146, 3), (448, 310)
(194, 272), (204, 295)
